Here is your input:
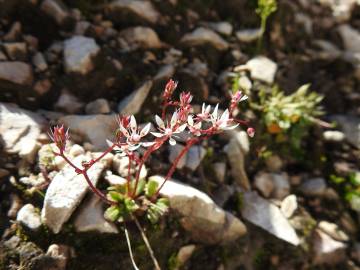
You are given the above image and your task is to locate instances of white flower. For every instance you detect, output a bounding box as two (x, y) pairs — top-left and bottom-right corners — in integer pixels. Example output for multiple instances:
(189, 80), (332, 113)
(118, 115), (152, 151)
(196, 103), (212, 120)
(187, 115), (202, 136)
(152, 111), (187, 145)
(210, 105), (238, 130)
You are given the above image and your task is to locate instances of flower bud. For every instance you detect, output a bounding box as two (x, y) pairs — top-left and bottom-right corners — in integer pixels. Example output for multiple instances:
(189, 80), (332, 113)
(163, 79), (178, 100)
(49, 125), (69, 152)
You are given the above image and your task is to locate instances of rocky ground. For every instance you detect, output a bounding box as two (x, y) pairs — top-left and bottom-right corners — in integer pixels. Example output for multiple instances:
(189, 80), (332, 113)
(0, 0), (360, 269)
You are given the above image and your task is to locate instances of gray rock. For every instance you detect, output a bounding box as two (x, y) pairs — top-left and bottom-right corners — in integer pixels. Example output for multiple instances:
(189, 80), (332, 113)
(323, 130), (345, 142)
(207, 21), (233, 36)
(271, 173), (290, 200)
(150, 175), (247, 244)
(213, 185), (234, 207)
(17, 204), (42, 231)
(254, 172), (274, 198)
(237, 75), (252, 92)
(338, 24), (360, 54)
(7, 194), (22, 219)
(265, 154), (283, 172)
(176, 245), (196, 269)
(54, 89), (84, 114)
(241, 191), (300, 246)
(3, 21), (22, 41)
(320, 0), (358, 21)
(69, 144), (85, 157)
(120, 27), (162, 49)
(85, 98), (111, 114)
(294, 13), (313, 35)
(154, 64), (176, 81)
(331, 115), (360, 148)
(213, 162), (226, 183)
(313, 229), (347, 265)
(185, 146), (206, 171)
(318, 221), (349, 242)
(280, 194), (298, 218)
(45, 244), (72, 270)
(299, 178), (327, 197)
(40, 0), (71, 26)
(106, 0), (160, 24)
(112, 154), (147, 179)
(3, 42), (27, 60)
(235, 28), (262, 43)
(180, 27), (229, 51)
(117, 81), (152, 115)
(104, 172), (127, 185)
(74, 195), (118, 233)
(59, 114), (117, 151)
(74, 21), (91, 35)
(169, 144), (186, 169)
(41, 154), (106, 233)
(32, 52), (48, 71)
(64, 36), (100, 75)
(246, 56), (278, 84)
(0, 61), (33, 86)
(313, 40), (342, 60)
(0, 103), (45, 162)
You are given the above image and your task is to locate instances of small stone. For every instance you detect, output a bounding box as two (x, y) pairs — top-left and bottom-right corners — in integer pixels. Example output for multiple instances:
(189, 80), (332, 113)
(7, 194), (22, 219)
(330, 115), (360, 148)
(91, 152), (114, 169)
(117, 81), (152, 115)
(176, 245), (196, 268)
(3, 42), (27, 60)
(318, 221), (349, 242)
(69, 144), (85, 157)
(64, 36), (100, 75)
(280, 195), (298, 218)
(32, 52), (48, 71)
(271, 173), (290, 200)
(313, 229), (347, 265)
(45, 244), (72, 270)
(0, 61), (33, 86)
(265, 155), (283, 172)
(185, 146), (206, 171)
(299, 178), (327, 197)
(113, 154), (147, 179)
(85, 98), (111, 114)
(74, 195), (118, 233)
(241, 191), (300, 246)
(0, 168), (10, 178)
(19, 174), (46, 187)
(150, 175), (247, 244)
(213, 162), (226, 183)
(104, 172), (127, 186)
(237, 75), (252, 91)
(154, 64), (176, 81)
(74, 21), (91, 35)
(106, 0), (160, 24)
(246, 56), (278, 84)
(169, 144), (186, 169)
(41, 155), (106, 233)
(207, 21), (233, 36)
(254, 172), (274, 198)
(213, 185), (234, 207)
(180, 27), (229, 51)
(41, 0), (72, 26)
(3, 21), (22, 41)
(34, 79), (52, 95)
(120, 27), (163, 49)
(236, 28), (262, 43)
(54, 89), (84, 114)
(323, 130), (345, 142)
(17, 204), (42, 231)
(338, 24), (360, 54)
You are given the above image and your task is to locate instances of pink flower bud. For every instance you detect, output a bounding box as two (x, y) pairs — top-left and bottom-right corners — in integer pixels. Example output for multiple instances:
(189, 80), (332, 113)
(49, 125), (69, 152)
(247, 127), (255, 138)
(163, 79), (178, 100)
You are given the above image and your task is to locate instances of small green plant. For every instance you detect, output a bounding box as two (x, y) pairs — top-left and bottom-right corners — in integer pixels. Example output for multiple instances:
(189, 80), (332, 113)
(256, 0), (277, 50)
(330, 172), (360, 211)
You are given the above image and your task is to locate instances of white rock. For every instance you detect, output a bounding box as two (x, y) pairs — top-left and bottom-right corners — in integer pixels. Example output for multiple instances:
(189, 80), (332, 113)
(331, 115), (360, 148)
(176, 245), (196, 268)
(46, 244), (71, 270)
(85, 98), (111, 114)
(150, 175), (247, 244)
(318, 221), (349, 242)
(0, 61), (33, 86)
(241, 191), (300, 246)
(41, 155), (106, 233)
(271, 173), (290, 200)
(17, 204), (42, 231)
(313, 229), (347, 265)
(207, 22), (233, 36)
(169, 144), (186, 169)
(323, 130), (345, 142)
(185, 146), (206, 171)
(246, 56), (278, 84)
(236, 28), (262, 43)
(213, 162), (226, 183)
(117, 81), (152, 115)
(106, 0), (160, 24)
(3, 42), (27, 60)
(41, 0), (71, 26)
(112, 154), (147, 179)
(313, 40), (342, 60)
(180, 27), (229, 51)
(254, 172), (274, 198)
(19, 174), (46, 187)
(74, 195), (118, 233)
(32, 52), (48, 71)
(59, 114), (117, 151)
(320, 0), (358, 21)
(69, 144), (85, 157)
(280, 195), (298, 218)
(299, 178), (327, 196)
(104, 172), (127, 185)
(154, 64), (176, 81)
(0, 103), (45, 161)
(54, 89), (84, 114)
(64, 36), (100, 75)
(338, 24), (360, 54)
(237, 75), (252, 91)
(120, 27), (162, 49)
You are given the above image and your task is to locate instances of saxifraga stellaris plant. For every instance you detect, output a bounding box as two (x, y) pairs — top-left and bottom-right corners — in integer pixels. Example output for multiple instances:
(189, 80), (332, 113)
(48, 79), (254, 269)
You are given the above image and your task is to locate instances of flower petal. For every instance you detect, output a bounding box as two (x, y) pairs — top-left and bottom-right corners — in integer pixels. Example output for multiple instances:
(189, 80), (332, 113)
(119, 124), (129, 137)
(155, 115), (165, 129)
(170, 111), (178, 128)
(177, 124), (187, 132)
(188, 115), (194, 126)
(130, 115), (137, 132)
(140, 123), (151, 137)
(151, 132), (164, 138)
(169, 137), (176, 146)
(220, 109), (229, 122)
(212, 104), (219, 119)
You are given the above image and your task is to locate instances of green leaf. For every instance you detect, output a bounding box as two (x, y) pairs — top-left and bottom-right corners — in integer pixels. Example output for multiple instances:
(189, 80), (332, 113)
(134, 178), (146, 196)
(145, 179), (159, 198)
(146, 198), (169, 224)
(124, 198), (139, 213)
(107, 191), (124, 202)
(104, 206), (121, 222)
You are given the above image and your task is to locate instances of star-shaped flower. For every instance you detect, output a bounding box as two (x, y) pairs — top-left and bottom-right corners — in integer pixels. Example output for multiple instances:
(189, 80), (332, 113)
(152, 111), (187, 145)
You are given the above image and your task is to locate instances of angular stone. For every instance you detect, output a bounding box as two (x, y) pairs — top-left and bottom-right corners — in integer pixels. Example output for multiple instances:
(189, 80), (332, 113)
(17, 204), (42, 231)
(299, 178), (327, 197)
(207, 21), (233, 36)
(3, 42), (27, 60)
(85, 98), (111, 114)
(271, 173), (290, 200)
(185, 146), (206, 171)
(180, 27), (229, 51)
(120, 27), (162, 49)
(41, 0), (71, 26)
(241, 191), (300, 246)
(169, 144), (186, 169)
(280, 195), (298, 218)
(331, 115), (360, 148)
(236, 28), (261, 43)
(59, 114), (117, 151)
(213, 162), (226, 183)
(150, 175), (247, 244)
(246, 56), (278, 84)
(32, 52), (48, 71)
(117, 81), (152, 115)
(318, 221), (349, 242)
(0, 103), (45, 161)
(74, 195), (118, 233)
(41, 155), (106, 233)
(338, 24), (360, 53)
(106, 0), (160, 24)
(64, 36), (100, 75)
(0, 61), (33, 86)
(254, 172), (274, 198)
(54, 89), (84, 114)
